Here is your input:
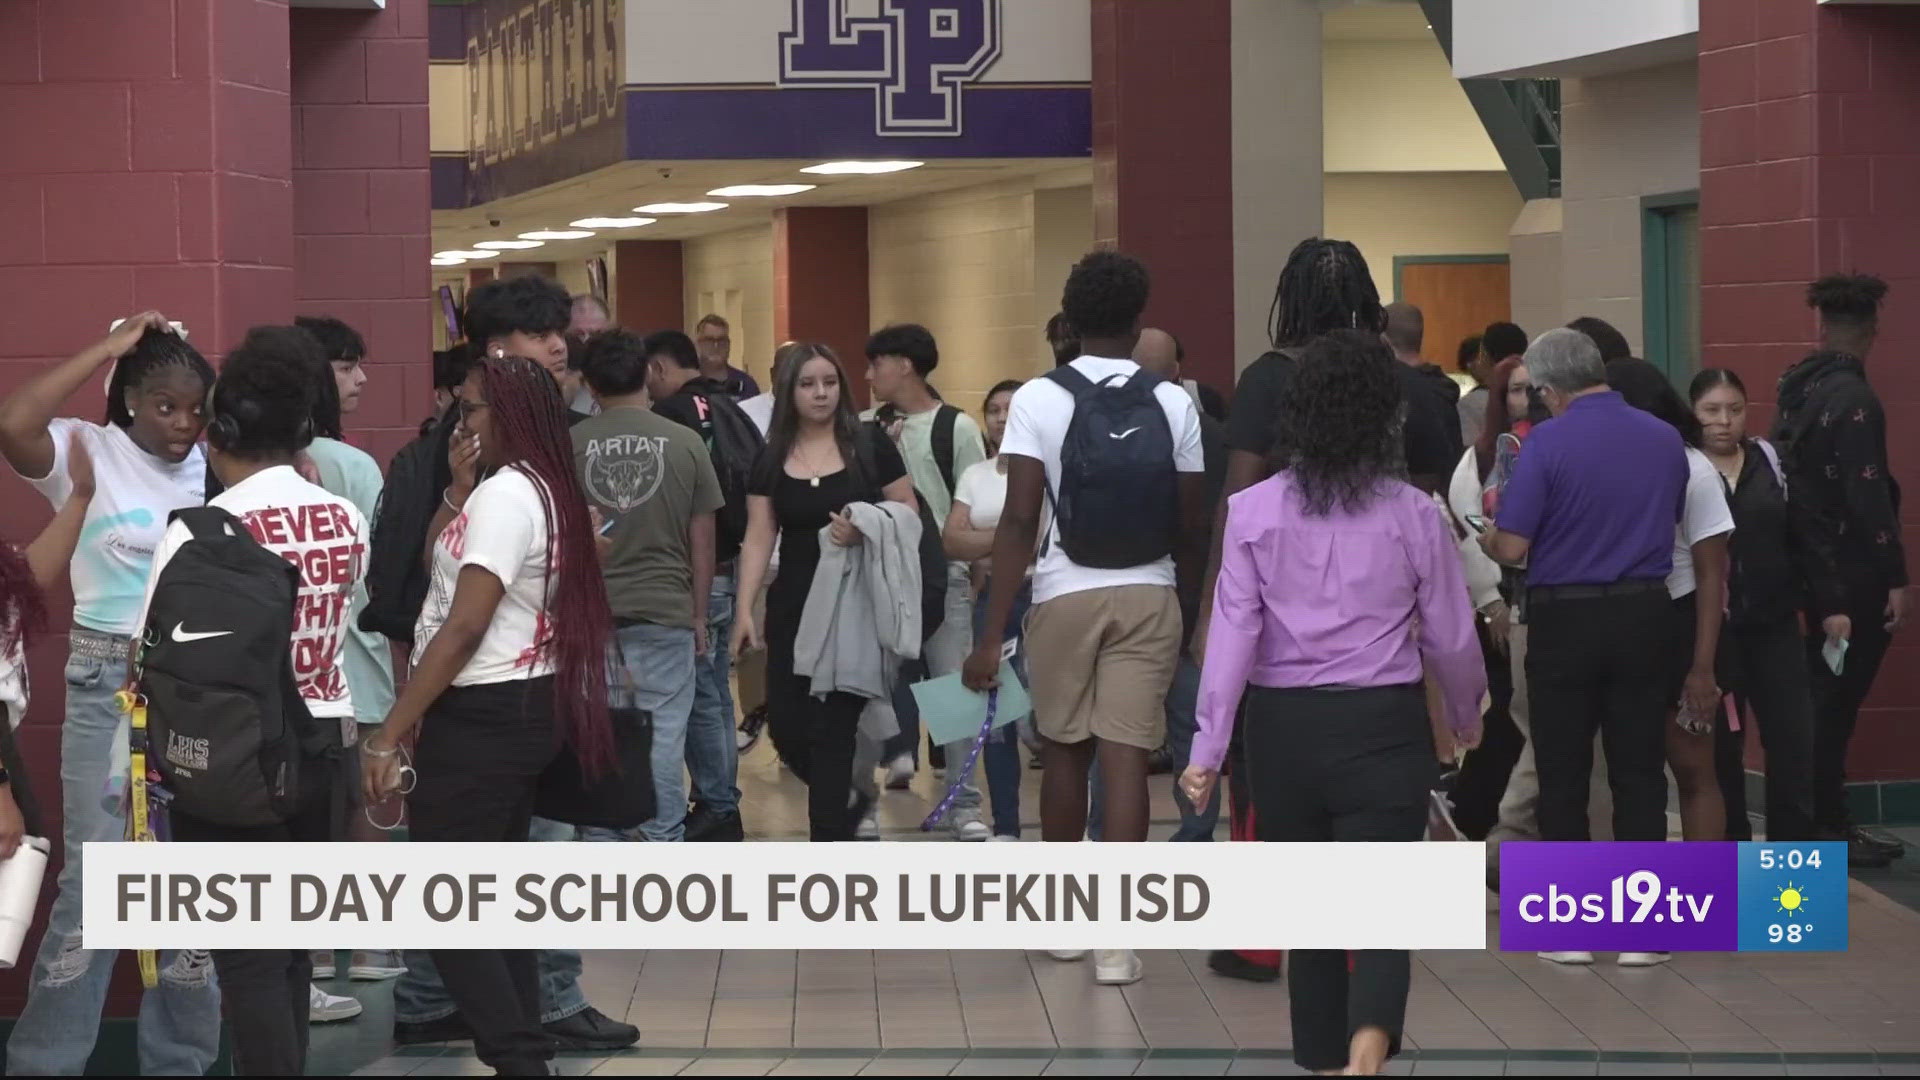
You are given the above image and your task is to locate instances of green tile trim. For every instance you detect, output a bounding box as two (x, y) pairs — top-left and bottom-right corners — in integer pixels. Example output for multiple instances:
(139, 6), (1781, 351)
(1044, 1048), (1148, 1059)
(1686, 1052), (1785, 1064)
(1882, 1053), (1920, 1064)
(1779, 1052), (1877, 1064)
(1596, 1051), (1692, 1063)
(877, 1048), (979, 1059)
(1140, 1049), (1241, 1060)
(1880, 779), (1920, 825)
(955, 1048), (1064, 1059)
(1511, 1050), (1604, 1062)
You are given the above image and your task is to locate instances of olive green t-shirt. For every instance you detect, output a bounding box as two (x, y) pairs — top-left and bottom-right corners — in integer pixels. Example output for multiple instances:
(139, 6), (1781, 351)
(573, 405), (724, 627)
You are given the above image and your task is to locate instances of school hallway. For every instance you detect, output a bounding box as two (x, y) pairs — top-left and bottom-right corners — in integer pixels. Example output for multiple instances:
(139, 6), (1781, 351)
(315, 746), (1920, 1077)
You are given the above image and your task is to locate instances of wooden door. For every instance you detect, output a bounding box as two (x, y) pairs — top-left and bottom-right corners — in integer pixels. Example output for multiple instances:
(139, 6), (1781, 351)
(1397, 258), (1512, 372)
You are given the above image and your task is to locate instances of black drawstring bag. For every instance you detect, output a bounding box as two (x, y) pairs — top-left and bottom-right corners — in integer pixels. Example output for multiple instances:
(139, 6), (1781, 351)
(533, 702), (655, 830)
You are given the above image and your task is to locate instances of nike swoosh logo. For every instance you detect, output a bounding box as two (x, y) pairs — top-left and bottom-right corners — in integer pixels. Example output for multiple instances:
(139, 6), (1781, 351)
(171, 624), (233, 644)
(1109, 427), (1142, 440)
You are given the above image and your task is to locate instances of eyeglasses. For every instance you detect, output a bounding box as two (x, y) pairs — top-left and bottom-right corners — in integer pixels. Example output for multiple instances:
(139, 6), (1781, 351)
(457, 399), (491, 423)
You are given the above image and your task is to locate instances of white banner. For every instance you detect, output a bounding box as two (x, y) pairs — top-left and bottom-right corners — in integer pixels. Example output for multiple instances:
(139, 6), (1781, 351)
(83, 842), (1487, 951)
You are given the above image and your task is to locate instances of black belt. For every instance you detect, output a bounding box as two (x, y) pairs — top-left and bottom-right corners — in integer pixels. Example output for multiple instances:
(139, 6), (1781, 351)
(1528, 579), (1668, 605)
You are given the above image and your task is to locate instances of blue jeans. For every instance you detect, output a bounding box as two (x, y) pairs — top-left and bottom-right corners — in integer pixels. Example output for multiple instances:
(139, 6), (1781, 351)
(1086, 655), (1216, 842)
(6, 639), (223, 1076)
(974, 579), (1033, 838)
(685, 575), (740, 815)
(581, 621), (697, 843)
(394, 816), (587, 1026)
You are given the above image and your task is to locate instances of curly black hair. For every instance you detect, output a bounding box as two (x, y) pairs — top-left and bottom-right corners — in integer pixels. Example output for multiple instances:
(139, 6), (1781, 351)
(462, 274), (571, 346)
(1045, 312), (1079, 366)
(1272, 329), (1405, 516)
(866, 323), (940, 376)
(104, 327), (215, 428)
(1808, 273), (1888, 325)
(579, 327), (650, 398)
(210, 326), (321, 457)
(1060, 250), (1150, 339)
(1606, 357), (1703, 449)
(1269, 238), (1383, 349)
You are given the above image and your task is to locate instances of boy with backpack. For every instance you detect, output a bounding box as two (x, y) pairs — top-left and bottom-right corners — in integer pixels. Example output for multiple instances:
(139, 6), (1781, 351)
(864, 324), (991, 839)
(964, 252), (1208, 984)
(133, 326), (364, 1073)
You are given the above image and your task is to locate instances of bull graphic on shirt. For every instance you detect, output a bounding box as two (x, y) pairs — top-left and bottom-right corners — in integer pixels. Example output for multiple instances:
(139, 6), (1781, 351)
(583, 434), (670, 514)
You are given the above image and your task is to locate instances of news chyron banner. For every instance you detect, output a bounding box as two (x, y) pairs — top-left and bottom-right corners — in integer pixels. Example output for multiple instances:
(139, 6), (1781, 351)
(84, 843), (1488, 951)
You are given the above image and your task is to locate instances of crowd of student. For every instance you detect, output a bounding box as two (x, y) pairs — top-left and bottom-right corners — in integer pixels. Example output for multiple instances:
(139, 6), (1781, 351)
(0, 233), (1904, 1076)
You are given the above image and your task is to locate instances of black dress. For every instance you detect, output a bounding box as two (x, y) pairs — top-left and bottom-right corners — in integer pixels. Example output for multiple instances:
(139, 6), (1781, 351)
(749, 427), (907, 840)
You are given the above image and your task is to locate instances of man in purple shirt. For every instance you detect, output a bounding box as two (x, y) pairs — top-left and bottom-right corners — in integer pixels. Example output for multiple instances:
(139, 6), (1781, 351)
(1482, 328), (1687, 844)
(692, 314), (761, 398)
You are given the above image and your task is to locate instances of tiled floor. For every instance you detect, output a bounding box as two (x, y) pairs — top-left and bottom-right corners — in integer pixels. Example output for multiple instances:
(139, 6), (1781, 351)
(321, 743), (1920, 1076)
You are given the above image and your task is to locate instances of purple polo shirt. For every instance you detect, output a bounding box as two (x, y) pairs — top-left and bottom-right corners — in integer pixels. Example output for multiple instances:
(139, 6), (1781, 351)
(1495, 390), (1687, 587)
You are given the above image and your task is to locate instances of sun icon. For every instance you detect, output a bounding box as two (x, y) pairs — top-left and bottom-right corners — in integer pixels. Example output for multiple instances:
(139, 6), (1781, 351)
(1775, 882), (1808, 916)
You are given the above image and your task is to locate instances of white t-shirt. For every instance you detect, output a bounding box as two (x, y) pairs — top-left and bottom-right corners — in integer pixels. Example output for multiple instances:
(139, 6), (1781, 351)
(997, 355), (1206, 605)
(137, 466), (367, 719)
(0, 639), (24, 725)
(955, 457), (1010, 533)
(1667, 446), (1737, 599)
(19, 418), (205, 636)
(414, 466), (557, 686)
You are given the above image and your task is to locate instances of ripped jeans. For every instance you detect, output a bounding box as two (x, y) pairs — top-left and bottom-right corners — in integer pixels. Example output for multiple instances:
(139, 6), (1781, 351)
(5, 637), (222, 1077)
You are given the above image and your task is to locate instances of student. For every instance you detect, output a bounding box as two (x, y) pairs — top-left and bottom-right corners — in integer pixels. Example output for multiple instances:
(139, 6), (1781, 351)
(733, 343), (814, 759)
(1691, 369), (1820, 843)
(363, 355), (616, 1077)
(464, 275), (593, 425)
(1567, 315), (1633, 363)
(1045, 312), (1080, 367)
(944, 379), (1030, 839)
(1183, 329), (1484, 1077)
(1384, 302), (1465, 462)
(964, 250), (1208, 986)
(142, 326), (368, 1075)
(693, 314), (760, 397)
(573, 329), (725, 844)
(1455, 334), (1488, 447)
(865, 323), (991, 838)
(0, 313), (222, 1077)
(730, 345), (917, 841)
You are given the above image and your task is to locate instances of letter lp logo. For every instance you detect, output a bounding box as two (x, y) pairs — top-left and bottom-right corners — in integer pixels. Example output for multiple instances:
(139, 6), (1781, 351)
(778, 0), (1004, 136)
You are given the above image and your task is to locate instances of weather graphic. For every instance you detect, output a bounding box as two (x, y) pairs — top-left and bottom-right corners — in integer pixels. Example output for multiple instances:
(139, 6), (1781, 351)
(1774, 883), (1806, 917)
(1738, 845), (1845, 952)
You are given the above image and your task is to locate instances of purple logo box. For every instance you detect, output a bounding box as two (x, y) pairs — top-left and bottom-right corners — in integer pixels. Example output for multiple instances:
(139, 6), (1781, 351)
(1500, 842), (1739, 953)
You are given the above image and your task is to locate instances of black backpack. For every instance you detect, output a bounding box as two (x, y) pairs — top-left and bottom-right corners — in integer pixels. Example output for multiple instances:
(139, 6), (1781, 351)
(704, 391), (767, 565)
(361, 409), (456, 646)
(855, 422), (949, 644)
(138, 508), (329, 828)
(1043, 366), (1179, 569)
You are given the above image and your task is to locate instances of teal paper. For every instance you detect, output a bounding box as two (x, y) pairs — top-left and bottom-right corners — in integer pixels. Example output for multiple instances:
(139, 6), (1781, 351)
(910, 662), (1030, 747)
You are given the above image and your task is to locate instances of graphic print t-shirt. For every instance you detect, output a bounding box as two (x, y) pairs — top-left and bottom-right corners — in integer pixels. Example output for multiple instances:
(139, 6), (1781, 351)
(573, 406), (724, 627)
(19, 417), (206, 636)
(137, 465), (366, 719)
(414, 466), (558, 686)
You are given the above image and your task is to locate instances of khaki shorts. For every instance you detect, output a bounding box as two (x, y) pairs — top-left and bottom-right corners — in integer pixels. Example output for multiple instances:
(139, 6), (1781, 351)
(1024, 584), (1181, 750)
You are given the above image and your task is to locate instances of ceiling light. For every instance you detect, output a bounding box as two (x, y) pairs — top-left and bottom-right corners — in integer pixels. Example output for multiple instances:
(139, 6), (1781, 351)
(633, 201), (729, 214)
(519, 229), (597, 240)
(437, 249), (499, 260)
(475, 239), (545, 250)
(431, 256), (468, 266)
(707, 183), (817, 197)
(800, 160), (924, 175)
(570, 216), (656, 229)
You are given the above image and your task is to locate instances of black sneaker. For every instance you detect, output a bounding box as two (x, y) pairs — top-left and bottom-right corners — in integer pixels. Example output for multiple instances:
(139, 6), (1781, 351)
(1857, 826), (1907, 859)
(1147, 745), (1173, 776)
(543, 1006), (639, 1051)
(684, 805), (745, 843)
(393, 1013), (475, 1045)
(1848, 832), (1894, 869)
(736, 705), (768, 755)
(1207, 950), (1280, 984)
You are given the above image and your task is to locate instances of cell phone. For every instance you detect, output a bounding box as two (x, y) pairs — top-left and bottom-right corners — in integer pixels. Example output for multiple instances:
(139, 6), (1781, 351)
(598, 515), (618, 537)
(1464, 514), (1490, 534)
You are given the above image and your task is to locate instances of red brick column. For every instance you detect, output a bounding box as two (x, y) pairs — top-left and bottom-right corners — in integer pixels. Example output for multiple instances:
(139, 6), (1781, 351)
(612, 240), (684, 335)
(774, 207), (870, 403)
(1700, 0), (1920, 799)
(292, 0), (432, 468)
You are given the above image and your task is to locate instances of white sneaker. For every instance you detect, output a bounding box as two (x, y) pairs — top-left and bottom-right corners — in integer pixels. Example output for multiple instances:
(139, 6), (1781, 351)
(856, 813), (879, 840)
(1094, 949), (1143, 985)
(948, 808), (991, 842)
(1617, 952), (1671, 967)
(310, 950), (336, 980)
(1538, 951), (1595, 965)
(348, 950), (407, 981)
(1047, 950), (1088, 961)
(989, 834), (1020, 842)
(309, 984), (363, 1023)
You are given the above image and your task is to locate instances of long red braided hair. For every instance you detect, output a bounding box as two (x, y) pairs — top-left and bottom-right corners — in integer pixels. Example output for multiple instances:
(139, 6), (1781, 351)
(0, 543), (45, 660)
(475, 355), (613, 775)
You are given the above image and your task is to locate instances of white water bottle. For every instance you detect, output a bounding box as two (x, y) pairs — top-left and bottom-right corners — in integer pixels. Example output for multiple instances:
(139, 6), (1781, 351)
(0, 837), (49, 969)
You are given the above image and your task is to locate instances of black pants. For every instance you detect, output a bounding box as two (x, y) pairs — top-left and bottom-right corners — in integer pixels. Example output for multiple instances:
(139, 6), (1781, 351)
(409, 678), (561, 1076)
(1450, 619), (1522, 839)
(171, 757), (341, 1076)
(1525, 588), (1673, 841)
(1243, 684), (1434, 1073)
(766, 669), (866, 841)
(1716, 616), (1818, 841)
(1804, 594), (1894, 836)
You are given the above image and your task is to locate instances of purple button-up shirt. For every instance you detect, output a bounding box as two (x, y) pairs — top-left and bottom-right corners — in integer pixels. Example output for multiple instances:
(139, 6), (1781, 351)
(1192, 471), (1486, 773)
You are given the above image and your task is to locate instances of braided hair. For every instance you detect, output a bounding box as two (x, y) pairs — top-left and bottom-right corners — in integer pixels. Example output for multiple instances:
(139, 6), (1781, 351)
(104, 327), (215, 428)
(1272, 329), (1405, 516)
(473, 355), (614, 775)
(0, 544), (45, 661)
(1268, 238), (1384, 349)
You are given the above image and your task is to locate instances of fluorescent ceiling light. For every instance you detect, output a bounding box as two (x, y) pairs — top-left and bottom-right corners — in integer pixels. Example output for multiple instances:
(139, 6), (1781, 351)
(431, 256), (468, 266)
(475, 239), (545, 250)
(800, 160), (923, 175)
(571, 216), (656, 229)
(707, 183), (816, 197)
(519, 229), (597, 240)
(633, 201), (729, 214)
(438, 249), (499, 260)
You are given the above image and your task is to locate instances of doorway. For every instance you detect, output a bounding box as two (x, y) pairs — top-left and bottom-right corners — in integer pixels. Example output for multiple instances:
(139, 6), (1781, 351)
(1393, 255), (1513, 373)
